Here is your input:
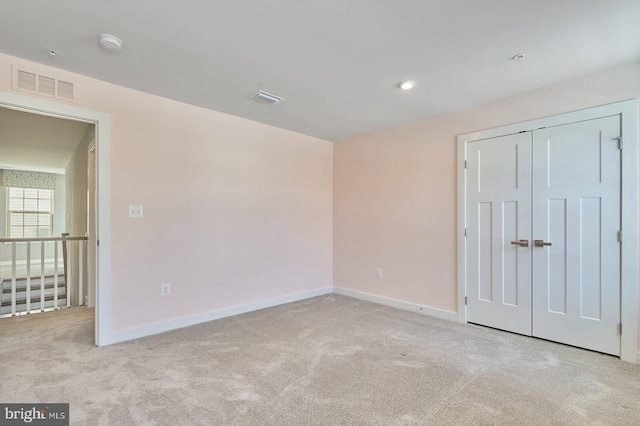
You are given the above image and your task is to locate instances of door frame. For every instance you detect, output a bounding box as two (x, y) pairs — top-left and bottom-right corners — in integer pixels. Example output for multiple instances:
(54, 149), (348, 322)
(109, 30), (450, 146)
(87, 142), (96, 308)
(457, 99), (639, 363)
(0, 90), (112, 346)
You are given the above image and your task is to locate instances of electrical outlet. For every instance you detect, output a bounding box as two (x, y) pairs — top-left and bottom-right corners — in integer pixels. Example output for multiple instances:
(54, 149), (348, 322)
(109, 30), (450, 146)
(160, 282), (171, 296)
(129, 205), (143, 218)
(376, 268), (383, 278)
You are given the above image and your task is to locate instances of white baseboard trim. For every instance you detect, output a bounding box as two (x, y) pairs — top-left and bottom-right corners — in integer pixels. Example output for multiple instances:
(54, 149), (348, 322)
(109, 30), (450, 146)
(103, 286), (332, 346)
(333, 287), (457, 322)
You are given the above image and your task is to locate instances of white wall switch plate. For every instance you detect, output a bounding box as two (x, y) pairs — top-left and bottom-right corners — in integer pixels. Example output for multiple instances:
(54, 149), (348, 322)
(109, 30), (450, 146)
(376, 268), (383, 278)
(129, 205), (143, 218)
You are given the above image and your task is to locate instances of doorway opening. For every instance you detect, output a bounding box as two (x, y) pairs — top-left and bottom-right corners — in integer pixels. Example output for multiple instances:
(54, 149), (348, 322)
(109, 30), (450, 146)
(0, 108), (95, 318)
(0, 90), (111, 346)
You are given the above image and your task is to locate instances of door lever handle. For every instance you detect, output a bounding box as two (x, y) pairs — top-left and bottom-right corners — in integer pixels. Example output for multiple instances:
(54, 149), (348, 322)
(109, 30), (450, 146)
(510, 240), (529, 247)
(534, 240), (552, 247)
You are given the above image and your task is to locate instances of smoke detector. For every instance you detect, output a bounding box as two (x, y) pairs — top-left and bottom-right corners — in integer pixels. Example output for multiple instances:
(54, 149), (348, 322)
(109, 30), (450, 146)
(250, 90), (284, 105)
(98, 34), (123, 52)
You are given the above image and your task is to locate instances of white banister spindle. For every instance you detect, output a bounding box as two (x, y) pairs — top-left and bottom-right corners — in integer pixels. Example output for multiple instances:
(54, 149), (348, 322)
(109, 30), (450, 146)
(53, 241), (58, 309)
(26, 242), (31, 313)
(61, 235), (69, 308)
(11, 242), (17, 316)
(40, 242), (45, 312)
(78, 241), (84, 306)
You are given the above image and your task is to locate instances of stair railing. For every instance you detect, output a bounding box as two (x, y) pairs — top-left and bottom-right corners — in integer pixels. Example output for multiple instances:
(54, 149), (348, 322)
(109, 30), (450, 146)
(0, 235), (88, 317)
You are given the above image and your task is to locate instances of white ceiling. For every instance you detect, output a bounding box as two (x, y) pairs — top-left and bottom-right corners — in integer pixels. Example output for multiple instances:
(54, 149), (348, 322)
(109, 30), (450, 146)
(0, 0), (638, 142)
(0, 107), (91, 174)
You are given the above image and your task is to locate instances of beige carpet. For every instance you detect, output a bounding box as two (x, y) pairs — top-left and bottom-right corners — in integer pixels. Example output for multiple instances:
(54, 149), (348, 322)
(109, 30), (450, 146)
(0, 295), (639, 425)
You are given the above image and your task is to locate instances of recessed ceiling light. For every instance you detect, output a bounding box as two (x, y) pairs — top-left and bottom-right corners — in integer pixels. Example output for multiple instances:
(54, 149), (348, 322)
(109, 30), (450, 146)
(47, 49), (59, 57)
(398, 80), (416, 90)
(511, 53), (525, 61)
(98, 34), (124, 52)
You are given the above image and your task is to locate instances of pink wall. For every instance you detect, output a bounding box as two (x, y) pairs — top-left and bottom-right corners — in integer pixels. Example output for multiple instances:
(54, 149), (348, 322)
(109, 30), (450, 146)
(1, 50), (638, 351)
(334, 62), (640, 328)
(0, 53), (333, 332)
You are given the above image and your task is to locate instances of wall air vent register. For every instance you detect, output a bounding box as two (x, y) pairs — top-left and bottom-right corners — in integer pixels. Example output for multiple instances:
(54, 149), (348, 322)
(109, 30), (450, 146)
(11, 65), (76, 102)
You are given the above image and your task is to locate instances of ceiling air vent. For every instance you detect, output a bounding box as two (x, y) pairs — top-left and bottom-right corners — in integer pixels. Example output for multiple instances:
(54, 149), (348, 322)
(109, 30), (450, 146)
(11, 65), (76, 103)
(250, 90), (284, 105)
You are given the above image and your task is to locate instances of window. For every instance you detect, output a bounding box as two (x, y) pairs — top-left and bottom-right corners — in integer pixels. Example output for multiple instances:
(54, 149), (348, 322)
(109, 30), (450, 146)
(8, 188), (53, 238)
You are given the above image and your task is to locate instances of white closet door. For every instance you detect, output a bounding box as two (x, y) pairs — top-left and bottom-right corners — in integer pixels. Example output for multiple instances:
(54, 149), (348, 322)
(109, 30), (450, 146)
(466, 132), (532, 335)
(532, 116), (621, 355)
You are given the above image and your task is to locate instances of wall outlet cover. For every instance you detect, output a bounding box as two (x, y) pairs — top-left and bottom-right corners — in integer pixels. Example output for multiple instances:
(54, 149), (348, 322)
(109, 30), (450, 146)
(160, 282), (171, 296)
(129, 205), (143, 218)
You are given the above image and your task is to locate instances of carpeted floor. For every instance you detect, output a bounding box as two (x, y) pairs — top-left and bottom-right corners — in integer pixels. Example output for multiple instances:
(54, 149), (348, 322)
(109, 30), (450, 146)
(0, 295), (639, 425)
